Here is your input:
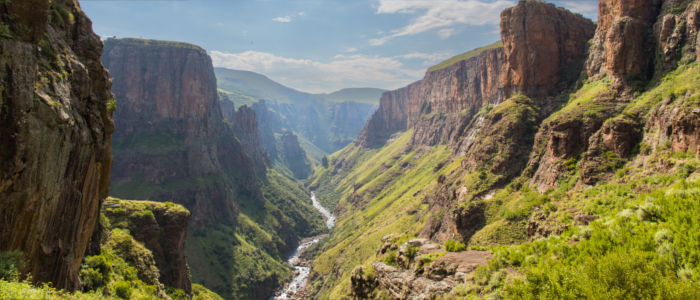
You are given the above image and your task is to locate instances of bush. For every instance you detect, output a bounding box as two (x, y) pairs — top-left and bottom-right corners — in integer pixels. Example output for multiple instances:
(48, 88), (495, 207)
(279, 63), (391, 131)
(444, 239), (466, 252)
(0, 251), (23, 281)
(114, 281), (132, 299)
(79, 268), (104, 292)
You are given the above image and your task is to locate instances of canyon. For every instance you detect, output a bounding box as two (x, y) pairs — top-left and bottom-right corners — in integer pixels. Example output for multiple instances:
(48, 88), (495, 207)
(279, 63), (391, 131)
(1, 0), (699, 299)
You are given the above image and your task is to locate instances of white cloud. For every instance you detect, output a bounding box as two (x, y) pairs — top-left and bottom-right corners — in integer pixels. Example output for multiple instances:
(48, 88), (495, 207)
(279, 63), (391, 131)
(272, 16), (291, 23)
(371, 0), (515, 45)
(344, 47), (359, 53)
(297, 11), (306, 16)
(211, 50), (430, 93)
(437, 28), (454, 39)
(396, 51), (452, 64)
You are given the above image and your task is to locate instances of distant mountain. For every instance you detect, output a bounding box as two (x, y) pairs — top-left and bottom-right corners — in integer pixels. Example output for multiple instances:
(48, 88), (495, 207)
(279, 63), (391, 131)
(214, 67), (380, 160)
(215, 68), (322, 105)
(318, 87), (386, 105)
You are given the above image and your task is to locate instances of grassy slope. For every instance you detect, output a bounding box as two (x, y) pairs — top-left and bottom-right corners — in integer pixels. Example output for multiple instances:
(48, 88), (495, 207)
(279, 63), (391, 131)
(318, 88), (385, 105)
(186, 169), (325, 299)
(307, 63), (700, 298)
(308, 131), (466, 298)
(428, 41), (503, 72)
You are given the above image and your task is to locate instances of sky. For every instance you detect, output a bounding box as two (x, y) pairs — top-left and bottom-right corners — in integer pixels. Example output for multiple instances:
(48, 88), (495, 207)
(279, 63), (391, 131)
(81, 0), (599, 94)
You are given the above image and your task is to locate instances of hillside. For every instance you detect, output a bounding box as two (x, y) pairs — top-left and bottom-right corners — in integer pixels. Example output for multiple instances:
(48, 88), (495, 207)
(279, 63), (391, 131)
(306, 0), (700, 298)
(318, 87), (386, 105)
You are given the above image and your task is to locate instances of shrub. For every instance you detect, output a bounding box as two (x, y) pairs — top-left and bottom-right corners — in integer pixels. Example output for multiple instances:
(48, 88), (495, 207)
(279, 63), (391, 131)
(107, 98), (117, 112)
(0, 251), (23, 281)
(79, 268), (104, 292)
(382, 250), (397, 266)
(444, 239), (466, 252)
(114, 281), (132, 299)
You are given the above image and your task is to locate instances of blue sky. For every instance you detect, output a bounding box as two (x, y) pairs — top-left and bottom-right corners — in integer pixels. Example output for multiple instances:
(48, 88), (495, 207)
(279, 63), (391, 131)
(81, 0), (598, 93)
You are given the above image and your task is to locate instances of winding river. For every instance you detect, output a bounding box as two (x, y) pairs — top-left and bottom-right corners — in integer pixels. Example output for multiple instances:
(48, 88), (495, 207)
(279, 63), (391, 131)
(274, 192), (334, 299)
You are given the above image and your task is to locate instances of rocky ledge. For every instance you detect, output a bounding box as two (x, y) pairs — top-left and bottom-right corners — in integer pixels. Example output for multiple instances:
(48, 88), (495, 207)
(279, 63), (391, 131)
(351, 236), (491, 299)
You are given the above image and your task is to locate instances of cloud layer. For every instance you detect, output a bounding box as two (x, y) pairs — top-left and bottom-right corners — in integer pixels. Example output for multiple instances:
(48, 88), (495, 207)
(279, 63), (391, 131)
(211, 50), (452, 93)
(370, 0), (515, 45)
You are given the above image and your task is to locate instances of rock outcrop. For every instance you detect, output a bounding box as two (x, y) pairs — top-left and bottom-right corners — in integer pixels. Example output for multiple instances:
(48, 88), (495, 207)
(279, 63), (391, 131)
(280, 131), (312, 179)
(351, 237), (491, 299)
(587, 0), (663, 84)
(501, 1), (596, 99)
(232, 104), (266, 174)
(103, 38), (248, 229)
(101, 198), (192, 294)
(357, 48), (505, 147)
(0, 0), (113, 290)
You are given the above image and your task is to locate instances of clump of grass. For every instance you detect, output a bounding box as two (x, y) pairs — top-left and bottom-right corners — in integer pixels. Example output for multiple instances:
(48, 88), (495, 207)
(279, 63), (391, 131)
(444, 239), (466, 252)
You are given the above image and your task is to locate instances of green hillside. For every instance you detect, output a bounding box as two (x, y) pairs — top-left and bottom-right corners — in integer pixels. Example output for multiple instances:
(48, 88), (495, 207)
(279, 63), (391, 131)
(428, 41), (503, 72)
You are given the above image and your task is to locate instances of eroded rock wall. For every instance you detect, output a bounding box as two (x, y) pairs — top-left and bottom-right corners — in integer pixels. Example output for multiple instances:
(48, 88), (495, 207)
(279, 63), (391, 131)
(0, 0), (114, 290)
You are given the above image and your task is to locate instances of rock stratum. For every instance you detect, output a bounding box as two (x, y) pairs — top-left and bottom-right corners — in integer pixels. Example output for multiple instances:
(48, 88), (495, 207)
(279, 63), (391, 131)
(0, 0), (113, 291)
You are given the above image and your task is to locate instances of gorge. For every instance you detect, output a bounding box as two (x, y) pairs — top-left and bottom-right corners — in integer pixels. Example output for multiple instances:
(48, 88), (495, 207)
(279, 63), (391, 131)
(1, 0), (699, 299)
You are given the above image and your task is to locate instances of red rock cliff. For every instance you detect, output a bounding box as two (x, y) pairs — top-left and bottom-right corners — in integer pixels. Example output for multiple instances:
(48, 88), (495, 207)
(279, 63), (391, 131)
(357, 48), (505, 147)
(0, 0), (114, 290)
(102, 38), (249, 228)
(501, 1), (596, 98)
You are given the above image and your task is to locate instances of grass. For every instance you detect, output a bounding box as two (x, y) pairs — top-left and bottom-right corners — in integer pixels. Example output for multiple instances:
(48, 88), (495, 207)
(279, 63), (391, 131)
(307, 131), (460, 298)
(428, 41), (503, 72)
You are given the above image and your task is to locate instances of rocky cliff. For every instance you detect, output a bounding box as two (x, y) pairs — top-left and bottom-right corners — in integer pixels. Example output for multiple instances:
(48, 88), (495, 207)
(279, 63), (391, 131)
(0, 0), (113, 290)
(100, 198), (192, 294)
(357, 47), (505, 147)
(501, 1), (595, 99)
(231, 104), (266, 174)
(280, 131), (311, 179)
(103, 38), (246, 229)
(103, 38), (325, 299)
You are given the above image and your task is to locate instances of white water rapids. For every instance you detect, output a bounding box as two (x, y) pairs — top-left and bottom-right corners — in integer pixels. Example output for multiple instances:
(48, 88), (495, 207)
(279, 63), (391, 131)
(274, 192), (334, 299)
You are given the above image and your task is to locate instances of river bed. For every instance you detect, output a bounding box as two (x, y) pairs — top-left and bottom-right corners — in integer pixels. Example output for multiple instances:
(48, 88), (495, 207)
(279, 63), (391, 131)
(273, 192), (334, 299)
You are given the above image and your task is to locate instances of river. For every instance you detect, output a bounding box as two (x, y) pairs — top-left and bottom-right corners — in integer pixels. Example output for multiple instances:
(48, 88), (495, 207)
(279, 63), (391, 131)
(273, 192), (334, 299)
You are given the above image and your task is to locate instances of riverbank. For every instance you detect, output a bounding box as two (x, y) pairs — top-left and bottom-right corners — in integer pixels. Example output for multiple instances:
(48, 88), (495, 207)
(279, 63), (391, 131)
(273, 192), (335, 299)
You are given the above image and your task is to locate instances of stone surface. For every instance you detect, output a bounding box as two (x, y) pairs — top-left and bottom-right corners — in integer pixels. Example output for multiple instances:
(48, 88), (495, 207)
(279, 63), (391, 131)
(351, 238), (491, 300)
(280, 131), (312, 179)
(357, 48), (505, 147)
(501, 0), (596, 99)
(101, 198), (192, 294)
(103, 38), (247, 229)
(0, 0), (114, 290)
(587, 0), (664, 84)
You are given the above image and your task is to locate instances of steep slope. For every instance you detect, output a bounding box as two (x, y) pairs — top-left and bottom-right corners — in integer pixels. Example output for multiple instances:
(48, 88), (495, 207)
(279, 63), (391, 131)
(0, 0), (114, 290)
(102, 38), (325, 299)
(215, 68), (378, 156)
(307, 0), (700, 299)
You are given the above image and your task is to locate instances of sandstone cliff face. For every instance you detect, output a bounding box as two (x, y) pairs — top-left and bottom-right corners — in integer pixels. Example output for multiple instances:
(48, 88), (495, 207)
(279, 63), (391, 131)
(280, 131), (311, 179)
(358, 48), (504, 147)
(501, 1), (596, 99)
(0, 0), (113, 290)
(101, 198), (192, 294)
(103, 38), (247, 228)
(232, 105), (266, 174)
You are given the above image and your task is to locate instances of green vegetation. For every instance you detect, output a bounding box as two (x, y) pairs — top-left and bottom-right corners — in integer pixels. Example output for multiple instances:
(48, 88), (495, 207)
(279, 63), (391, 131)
(444, 239), (466, 252)
(107, 98), (117, 112)
(307, 58), (700, 298)
(319, 87), (385, 105)
(428, 41), (503, 72)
